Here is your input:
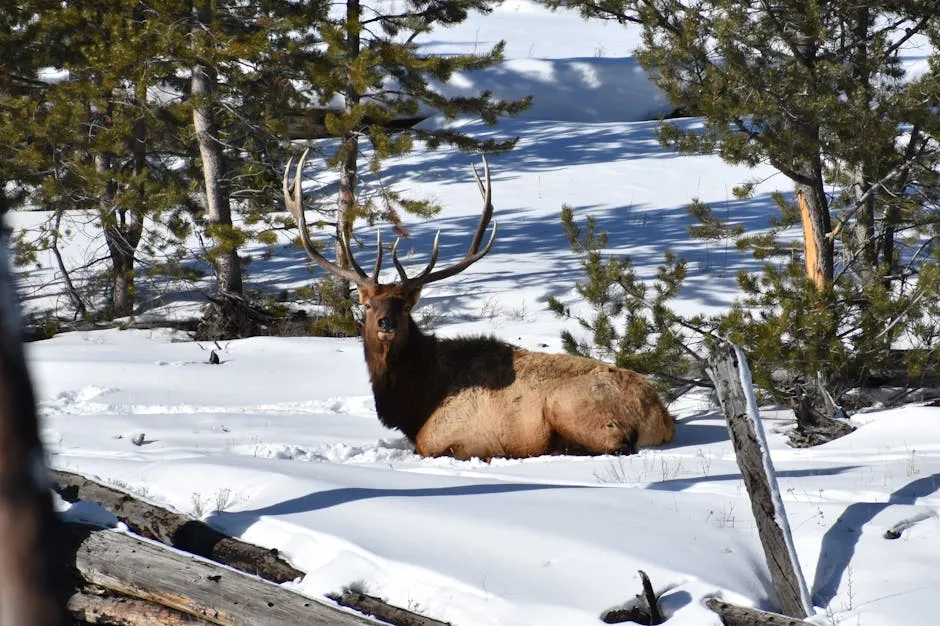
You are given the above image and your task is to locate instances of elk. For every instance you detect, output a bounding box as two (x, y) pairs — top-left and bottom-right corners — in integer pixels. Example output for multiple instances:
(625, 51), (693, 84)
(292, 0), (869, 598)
(283, 150), (675, 460)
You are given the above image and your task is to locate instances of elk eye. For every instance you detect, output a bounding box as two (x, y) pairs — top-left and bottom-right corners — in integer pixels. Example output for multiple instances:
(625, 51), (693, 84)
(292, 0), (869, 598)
(362, 303), (371, 310)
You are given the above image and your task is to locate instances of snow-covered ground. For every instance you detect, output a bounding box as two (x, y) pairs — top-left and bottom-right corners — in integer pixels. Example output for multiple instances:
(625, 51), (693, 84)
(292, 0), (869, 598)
(15, 2), (940, 625)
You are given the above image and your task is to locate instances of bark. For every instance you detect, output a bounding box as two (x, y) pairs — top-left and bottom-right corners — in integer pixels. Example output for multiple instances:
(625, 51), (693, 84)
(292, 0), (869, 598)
(335, 0), (363, 302)
(52, 470), (304, 584)
(707, 343), (811, 619)
(328, 591), (451, 626)
(848, 7), (877, 286)
(0, 230), (70, 625)
(68, 587), (213, 625)
(192, 1), (242, 296)
(64, 523), (373, 626)
(97, 152), (144, 318)
(705, 598), (815, 626)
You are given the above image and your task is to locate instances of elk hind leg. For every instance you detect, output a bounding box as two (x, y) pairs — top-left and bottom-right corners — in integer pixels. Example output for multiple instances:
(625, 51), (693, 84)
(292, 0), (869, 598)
(543, 374), (640, 455)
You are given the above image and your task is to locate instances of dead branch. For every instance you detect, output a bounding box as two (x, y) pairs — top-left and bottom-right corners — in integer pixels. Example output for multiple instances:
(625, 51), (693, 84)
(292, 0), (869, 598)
(705, 598), (816, 625)
(328, 590), (452, 626)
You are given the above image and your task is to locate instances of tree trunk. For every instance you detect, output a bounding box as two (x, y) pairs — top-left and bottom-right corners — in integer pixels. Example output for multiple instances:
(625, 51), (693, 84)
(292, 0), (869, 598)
(97, 151), (144, 319)
(0, 229), (71, 625)
(109, 249), (136, 317)
(334, 0), (363, 302)
(191, 1), (242, 296)
(796, 176), (833, 286)
(848, 7), (876, 286)
(707, 343), (813, 619)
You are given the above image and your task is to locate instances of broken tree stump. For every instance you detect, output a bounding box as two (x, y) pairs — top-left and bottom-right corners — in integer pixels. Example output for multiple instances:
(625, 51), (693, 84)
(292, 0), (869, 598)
(707, 342), (813, 619)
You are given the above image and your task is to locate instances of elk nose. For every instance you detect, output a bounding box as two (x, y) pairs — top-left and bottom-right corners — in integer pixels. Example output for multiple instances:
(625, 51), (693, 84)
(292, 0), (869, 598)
(378, 317), (396, 332)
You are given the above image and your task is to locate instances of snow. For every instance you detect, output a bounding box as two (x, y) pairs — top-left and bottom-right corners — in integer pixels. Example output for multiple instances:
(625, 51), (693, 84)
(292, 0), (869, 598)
(13, 2), (940, 625)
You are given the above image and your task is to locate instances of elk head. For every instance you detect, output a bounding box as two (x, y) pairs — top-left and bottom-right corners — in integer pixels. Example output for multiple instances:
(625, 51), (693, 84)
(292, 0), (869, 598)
(282, 148), (498, 349)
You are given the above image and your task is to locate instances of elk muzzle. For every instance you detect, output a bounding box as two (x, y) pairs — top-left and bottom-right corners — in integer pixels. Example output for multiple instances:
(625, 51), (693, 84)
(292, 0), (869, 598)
(376, 316), (397, 342)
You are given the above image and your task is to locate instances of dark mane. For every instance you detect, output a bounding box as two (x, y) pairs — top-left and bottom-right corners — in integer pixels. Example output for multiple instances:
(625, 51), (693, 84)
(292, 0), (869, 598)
(364, 322), (515, 441)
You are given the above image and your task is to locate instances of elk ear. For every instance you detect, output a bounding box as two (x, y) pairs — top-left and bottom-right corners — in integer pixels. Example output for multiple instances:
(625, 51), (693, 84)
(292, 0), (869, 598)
(405, 288), (422, 309)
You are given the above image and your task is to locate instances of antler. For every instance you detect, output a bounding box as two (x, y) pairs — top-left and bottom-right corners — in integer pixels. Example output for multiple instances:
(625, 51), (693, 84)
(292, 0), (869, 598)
(283, 148), (379, 287)
(284, 150), (496, 290)
(392, 156), (498, 289)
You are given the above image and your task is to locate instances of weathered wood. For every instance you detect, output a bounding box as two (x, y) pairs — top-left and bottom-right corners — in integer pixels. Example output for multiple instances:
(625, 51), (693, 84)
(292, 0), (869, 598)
(797, 189), (824, 291)
(707, 343), (811, 619)
(600, 570), (665, 624)
(64, 523), (375, 626)
(0, 229), (70, 625)
(787, 394), (854, 447)
(56, 471), (452, 626)
(68, 587), (213, 625)
(328, 591), (452, 626)
(637, 570), (662, 624)
(705, 598), (815, 626)
(53, 470), (304, 584)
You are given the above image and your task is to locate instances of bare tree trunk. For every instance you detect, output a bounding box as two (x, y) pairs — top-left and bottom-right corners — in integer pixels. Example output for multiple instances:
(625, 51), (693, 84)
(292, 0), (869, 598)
(848, 7), (878, 287)
(334, 0), (363, 303)
(707, 343), (813, 619)
(191, 1), (242, 296)
(0, 229), (70, 625)
(849, 166), (877, 285)
(97, 152), (144, 319)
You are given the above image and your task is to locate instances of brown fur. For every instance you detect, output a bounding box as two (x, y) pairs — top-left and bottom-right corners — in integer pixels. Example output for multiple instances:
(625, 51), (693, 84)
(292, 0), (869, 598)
(359, 284), (675, 460)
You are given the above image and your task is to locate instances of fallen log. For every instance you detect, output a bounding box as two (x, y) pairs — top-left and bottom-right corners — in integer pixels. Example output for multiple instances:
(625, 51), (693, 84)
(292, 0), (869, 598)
(328, 590), (452, 626)
(65, 523), (374, 625)
(68, 586), (213, 625)
(53, 469), (304, 583)
(56, 471), (451, 626)
(705, 598), (816, 625)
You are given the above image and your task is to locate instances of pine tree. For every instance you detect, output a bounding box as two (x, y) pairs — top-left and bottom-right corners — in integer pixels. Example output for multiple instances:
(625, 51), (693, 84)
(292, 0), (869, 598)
(3, 0), (194, 319)
(544, 0), (940, 403)
(182, 0), (332, 298)
(303, 0), (531, 308)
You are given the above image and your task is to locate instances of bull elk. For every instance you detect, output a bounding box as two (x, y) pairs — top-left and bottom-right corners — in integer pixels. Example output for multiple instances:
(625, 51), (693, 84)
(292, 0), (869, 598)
(284, 150), (675, 460)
